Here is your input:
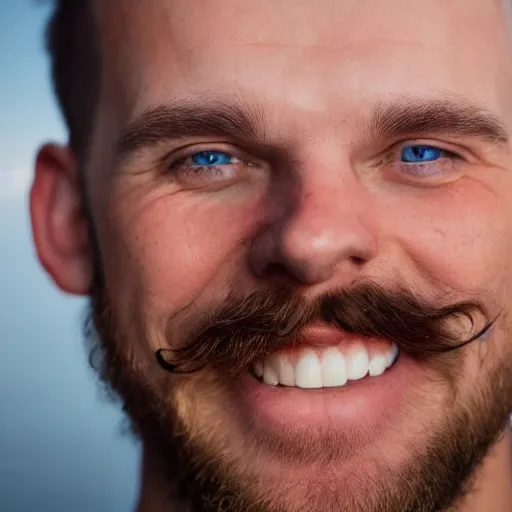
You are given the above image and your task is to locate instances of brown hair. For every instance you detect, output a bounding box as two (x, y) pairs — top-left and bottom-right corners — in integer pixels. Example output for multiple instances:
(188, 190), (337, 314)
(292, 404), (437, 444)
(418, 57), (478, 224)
(46, 0), (100, 162)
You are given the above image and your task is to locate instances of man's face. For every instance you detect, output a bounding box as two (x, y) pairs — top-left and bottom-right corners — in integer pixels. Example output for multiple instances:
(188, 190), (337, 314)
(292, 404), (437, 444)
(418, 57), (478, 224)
(58, 0), (512, 510)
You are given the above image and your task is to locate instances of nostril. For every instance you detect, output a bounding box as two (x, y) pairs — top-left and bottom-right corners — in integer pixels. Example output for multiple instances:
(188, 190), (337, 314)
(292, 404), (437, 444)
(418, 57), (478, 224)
(350, 256), (365, 266)
(263, 262), (289, 279)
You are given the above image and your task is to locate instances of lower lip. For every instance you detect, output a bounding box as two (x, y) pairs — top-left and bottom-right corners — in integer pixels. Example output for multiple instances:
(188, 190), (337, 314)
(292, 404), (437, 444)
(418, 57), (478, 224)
(234, 354), (415, 436)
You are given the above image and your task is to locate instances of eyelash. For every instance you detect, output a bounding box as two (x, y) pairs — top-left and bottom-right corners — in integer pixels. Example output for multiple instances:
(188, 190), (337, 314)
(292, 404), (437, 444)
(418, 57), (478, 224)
(166, 147), (252, 184)
(386, 143), (463, 178)
(166, 142), (465, 184)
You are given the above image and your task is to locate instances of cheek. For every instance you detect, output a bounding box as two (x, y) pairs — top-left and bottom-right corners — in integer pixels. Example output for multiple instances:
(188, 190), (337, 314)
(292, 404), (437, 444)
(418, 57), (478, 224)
(380, 178), (512, 294)
(100, 188), (263, 325)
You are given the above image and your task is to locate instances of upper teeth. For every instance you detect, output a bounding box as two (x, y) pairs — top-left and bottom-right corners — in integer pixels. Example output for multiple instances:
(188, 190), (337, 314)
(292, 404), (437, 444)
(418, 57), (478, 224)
(253, 342), (398, 389)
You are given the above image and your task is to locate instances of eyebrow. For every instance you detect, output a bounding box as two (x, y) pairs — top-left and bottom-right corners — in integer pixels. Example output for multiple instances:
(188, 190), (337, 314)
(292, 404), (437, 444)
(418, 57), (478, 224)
(116, 95), (510, 161)
(367, 97), (510, 145)
(116, 99), (265, 160)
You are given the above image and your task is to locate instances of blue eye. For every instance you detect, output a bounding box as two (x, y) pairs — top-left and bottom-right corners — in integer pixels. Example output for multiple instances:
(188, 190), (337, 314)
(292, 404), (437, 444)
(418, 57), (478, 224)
(168, 148), (245, 186)
(400, 145), (445, 163)
(191, 151), (234, 166)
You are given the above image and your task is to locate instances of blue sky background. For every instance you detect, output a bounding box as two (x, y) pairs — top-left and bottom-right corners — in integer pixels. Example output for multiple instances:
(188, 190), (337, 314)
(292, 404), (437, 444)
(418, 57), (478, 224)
(1, 2), (140, 511)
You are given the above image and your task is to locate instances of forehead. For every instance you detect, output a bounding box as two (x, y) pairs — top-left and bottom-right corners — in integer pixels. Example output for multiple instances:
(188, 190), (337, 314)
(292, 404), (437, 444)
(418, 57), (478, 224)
(93, 0), (512, 130)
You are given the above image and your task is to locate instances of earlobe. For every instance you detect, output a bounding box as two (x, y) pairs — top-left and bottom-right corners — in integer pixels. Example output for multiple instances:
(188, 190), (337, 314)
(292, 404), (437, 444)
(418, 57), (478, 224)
(30, 144), (93, 295)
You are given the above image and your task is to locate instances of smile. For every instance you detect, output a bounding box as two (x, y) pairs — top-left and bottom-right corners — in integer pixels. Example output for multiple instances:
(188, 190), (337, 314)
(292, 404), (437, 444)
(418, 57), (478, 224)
(234, 325), (413, 436)
(252, 341), (399, 389)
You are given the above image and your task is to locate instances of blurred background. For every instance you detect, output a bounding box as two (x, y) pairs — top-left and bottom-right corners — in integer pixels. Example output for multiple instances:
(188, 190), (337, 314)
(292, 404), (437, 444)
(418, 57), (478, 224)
(0, 2), (140, 511)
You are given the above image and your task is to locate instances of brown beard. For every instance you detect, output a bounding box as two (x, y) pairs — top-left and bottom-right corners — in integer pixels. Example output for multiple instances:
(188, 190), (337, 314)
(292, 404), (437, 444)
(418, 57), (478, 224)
(84, 272), (512, 512)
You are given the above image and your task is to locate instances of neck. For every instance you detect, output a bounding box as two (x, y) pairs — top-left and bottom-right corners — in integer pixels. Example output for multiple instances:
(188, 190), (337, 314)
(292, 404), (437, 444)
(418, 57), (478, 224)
(135, 434), (512, 512)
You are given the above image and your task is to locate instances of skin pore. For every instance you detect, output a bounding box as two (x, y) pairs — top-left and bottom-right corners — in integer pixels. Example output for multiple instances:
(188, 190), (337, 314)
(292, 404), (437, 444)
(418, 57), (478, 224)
(31, 0), (512, 510)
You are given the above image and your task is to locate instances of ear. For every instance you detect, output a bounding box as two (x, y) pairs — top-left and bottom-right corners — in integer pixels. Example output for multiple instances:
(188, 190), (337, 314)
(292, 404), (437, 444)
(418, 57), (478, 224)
(30, 144), (93, 295)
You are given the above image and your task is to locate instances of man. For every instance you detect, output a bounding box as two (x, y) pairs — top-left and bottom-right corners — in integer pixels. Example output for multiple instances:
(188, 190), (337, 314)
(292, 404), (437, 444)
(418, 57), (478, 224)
(30, 0), (512, 510)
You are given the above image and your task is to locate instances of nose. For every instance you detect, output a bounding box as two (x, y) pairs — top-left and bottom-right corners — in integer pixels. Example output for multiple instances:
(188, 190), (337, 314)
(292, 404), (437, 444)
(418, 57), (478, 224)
(249, 174), (378, 286)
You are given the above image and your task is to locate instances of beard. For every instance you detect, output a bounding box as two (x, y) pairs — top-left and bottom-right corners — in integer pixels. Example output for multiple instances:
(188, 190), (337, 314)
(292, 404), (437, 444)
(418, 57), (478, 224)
(84, 271), (512, 512)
